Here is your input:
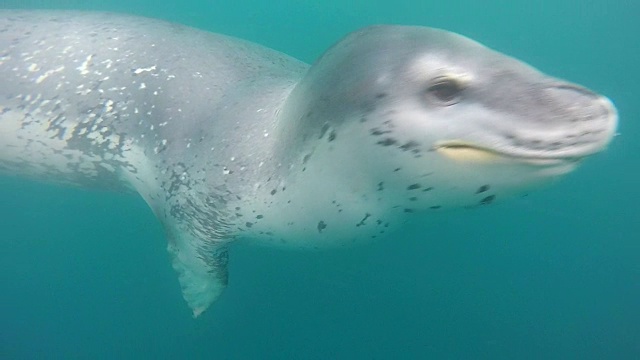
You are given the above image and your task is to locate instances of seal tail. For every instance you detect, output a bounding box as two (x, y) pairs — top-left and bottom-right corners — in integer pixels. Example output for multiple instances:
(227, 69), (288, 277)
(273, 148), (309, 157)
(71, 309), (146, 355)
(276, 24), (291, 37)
(166, 226), (229, 318)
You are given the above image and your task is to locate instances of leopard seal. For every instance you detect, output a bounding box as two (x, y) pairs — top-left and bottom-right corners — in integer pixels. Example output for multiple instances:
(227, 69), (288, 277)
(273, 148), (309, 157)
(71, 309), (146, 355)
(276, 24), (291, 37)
(0, 10), (618, 317)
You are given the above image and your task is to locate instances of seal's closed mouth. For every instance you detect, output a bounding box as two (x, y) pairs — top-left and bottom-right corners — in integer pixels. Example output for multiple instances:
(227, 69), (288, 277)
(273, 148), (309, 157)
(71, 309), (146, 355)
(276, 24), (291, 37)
(435, 141), (580, 166)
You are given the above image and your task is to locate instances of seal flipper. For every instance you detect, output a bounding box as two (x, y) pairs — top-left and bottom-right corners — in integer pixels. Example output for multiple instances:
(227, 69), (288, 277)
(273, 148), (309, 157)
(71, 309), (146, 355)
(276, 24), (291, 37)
(166, 227), (229, 318)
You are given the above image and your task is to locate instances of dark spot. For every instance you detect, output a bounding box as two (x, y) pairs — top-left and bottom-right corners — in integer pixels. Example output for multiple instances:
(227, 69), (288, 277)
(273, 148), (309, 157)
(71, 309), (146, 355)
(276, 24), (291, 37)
(303, 154), (312, 164)
(422, 187), (434, 192)
(270, 189), (277, 195)
(394, 167), (401, 172)
(384, 222), (389, 228)
(363, 101), (376, 113)
(319, 123), (330, 139)
(317, 221), (327, 233)
(245, 222), (253, 228)
(376, 220), (382, 225)
(256, 215), (264, 219)
(356, 213), (371, 227)
(282, 186), (286, 191)
(375, 93), (388, 99)
(480, 195), (496, 205)
(404, 208), (414, 213)
(370, 128), (391, 136)
(235, 207), (241, 210)
(476, 185), (490, 194)
(399, 141), (419, 151)
(377, 182), (384, 191)
(409, 197), (418, 201)
(328, 130), (337, 142)
(377, 138), (397, 146)
(407, 183), (421, 190)
(430, 205), (441, 210)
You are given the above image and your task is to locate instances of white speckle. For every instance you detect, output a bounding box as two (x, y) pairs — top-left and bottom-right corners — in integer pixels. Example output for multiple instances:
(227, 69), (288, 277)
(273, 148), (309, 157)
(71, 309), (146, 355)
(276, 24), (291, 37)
(186, 143), (191, 148)
(139, 82), (146, 89)
(257, 108), (264, 113)
(133, 65), (157, 75)
(223, 167), (230, 175)
(153, 91), (158, 96)
(35, 65), (65, 84)
(102, 59), (114, 69)
(259, 162), (264, 167)
(150, 125), (154, 131)
(27, 63), (40, 72)
(161, 139), (167, 146)
(105, 99), (114, 113)
(264, 132), (269, 137)
(77, 54), (94, 75)
(230, 157), (235, 161)
(134, 108), (139, 114)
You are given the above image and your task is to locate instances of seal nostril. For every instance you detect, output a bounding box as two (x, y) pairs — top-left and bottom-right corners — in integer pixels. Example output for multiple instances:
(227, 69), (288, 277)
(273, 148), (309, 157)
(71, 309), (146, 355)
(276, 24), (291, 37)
(552, 84), (599, 99)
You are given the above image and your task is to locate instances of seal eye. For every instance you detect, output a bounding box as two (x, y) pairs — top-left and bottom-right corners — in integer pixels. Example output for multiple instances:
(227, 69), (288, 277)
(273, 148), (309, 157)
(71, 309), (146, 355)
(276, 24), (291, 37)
(427, 77), (464, 106)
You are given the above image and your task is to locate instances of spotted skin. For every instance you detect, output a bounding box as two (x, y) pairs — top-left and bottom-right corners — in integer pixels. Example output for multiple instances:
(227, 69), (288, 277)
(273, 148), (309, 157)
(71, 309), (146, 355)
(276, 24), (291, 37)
(0, 11), (617, 317)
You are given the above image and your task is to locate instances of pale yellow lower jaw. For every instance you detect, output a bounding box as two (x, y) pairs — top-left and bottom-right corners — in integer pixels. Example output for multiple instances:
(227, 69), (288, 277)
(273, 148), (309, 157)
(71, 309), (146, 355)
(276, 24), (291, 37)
(436, 146), (502, 163)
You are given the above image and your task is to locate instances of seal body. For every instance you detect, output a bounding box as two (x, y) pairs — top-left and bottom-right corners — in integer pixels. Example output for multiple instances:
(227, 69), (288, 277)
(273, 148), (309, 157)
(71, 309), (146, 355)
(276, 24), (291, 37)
(0, 11), (618, 317)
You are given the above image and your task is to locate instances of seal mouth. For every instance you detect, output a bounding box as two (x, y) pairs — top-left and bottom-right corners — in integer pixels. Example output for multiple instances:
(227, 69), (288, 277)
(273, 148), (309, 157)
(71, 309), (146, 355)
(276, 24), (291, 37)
(435, 141), (581, 166)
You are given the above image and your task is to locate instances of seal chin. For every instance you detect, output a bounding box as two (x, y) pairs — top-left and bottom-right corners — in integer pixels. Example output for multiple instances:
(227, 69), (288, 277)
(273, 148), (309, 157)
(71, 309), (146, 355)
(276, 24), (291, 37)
(435, 141), (582, 167)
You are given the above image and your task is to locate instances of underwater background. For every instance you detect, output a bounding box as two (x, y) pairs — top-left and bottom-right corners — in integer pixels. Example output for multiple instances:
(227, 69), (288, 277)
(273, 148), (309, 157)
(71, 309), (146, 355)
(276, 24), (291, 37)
(0, 0), (638, 358)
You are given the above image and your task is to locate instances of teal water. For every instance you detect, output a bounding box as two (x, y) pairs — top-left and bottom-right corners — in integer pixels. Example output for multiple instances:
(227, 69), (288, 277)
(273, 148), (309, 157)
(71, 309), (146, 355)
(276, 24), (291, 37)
(1, 0), (639, 358)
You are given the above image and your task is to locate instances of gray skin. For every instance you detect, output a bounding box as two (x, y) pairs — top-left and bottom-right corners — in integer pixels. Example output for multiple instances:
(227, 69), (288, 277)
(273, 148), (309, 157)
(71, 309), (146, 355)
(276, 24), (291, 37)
(0, 11), (618, 317)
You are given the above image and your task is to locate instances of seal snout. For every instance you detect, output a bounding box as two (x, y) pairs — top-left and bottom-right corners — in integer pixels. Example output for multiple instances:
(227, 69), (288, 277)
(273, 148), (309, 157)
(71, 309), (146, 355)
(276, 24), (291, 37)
(540, 83), (618, 156)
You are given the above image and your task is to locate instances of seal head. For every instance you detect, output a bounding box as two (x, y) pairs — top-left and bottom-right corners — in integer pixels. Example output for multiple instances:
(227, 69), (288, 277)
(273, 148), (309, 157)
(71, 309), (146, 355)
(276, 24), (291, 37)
(268, 25), (617, 228)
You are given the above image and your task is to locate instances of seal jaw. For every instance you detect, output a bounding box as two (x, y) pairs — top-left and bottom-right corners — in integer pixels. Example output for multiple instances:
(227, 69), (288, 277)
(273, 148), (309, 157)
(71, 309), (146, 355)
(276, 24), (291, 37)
(434, 140), (584, 166)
